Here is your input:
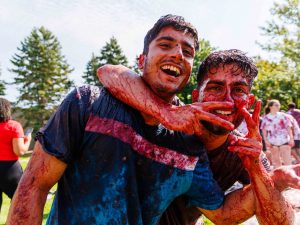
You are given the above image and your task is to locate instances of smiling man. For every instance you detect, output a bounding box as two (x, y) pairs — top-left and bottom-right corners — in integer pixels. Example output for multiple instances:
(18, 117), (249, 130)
(97, 49), (298, 224)
(7, 15), (240, 225)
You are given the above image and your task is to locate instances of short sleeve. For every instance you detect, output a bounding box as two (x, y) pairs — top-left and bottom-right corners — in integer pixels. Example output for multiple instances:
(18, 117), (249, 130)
(36, 86), (98, 163)
(186, 155), (224, 210)
(12, 121), (24, 138)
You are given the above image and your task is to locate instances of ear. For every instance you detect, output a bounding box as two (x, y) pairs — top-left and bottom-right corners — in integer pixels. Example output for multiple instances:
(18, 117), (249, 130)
(192, 89), (199, 103)
(138, 54), (145, 71)
(247, 94), (255, 109)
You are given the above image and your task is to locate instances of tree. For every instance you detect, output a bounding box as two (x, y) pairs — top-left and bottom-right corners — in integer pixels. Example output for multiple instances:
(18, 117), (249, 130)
(83, 36), (129, 85)
(258, 0), (300, 106)
(10, 26), (74, 130)
(177, 39), (216, 103)
(252, 57), (298, 110)
(0, 64), (5, 95)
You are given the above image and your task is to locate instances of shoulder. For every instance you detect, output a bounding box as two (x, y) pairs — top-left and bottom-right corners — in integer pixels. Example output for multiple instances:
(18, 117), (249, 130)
(7, 119), (22, 129)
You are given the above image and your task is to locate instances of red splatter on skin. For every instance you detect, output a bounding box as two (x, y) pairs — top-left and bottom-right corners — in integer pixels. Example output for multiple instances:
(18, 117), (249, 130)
(228, 100), (295, 225)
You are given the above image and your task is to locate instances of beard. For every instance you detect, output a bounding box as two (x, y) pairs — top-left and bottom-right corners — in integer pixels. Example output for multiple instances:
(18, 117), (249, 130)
(201, 115), (244, 135)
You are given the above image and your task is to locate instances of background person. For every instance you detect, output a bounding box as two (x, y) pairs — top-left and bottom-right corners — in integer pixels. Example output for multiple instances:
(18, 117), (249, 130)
(287, 102), (300, 162)
(262, 99), (294, 168)
(0, 97), (31, 212)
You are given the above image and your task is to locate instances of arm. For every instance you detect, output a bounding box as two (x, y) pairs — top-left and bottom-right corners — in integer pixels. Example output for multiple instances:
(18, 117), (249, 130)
(271, 164), (300, 191)
(6, 141), (67, 225)
(201, 100), (295, 225)
(97, 64), (234, 136)
(12, 134), (32, 156)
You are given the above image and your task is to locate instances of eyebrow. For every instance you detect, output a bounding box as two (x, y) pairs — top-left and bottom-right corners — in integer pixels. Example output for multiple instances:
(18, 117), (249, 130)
(156, 36), (194, 50)
(207, 80), (249, 87)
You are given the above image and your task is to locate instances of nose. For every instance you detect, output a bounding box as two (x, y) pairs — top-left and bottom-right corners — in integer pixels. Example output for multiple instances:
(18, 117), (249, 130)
(171, 44), (183, 61)
(224, 90), (234, 102)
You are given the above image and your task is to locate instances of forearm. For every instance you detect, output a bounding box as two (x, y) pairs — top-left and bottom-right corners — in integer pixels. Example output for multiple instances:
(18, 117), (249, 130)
(200, 185), (255, 225)
(97, 65), (172, 122)
(7, 142), (67, 225)
(6, 178), (48, 225)
(248, 160), (295, 225)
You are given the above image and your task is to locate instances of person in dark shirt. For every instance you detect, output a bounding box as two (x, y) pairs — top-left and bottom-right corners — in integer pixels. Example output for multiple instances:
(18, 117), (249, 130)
(98, 49), (299, 224)
(7, 15), (278, 225)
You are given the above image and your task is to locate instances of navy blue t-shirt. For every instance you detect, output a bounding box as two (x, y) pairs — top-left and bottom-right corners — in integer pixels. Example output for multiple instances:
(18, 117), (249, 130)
(36, 86), (223, 225)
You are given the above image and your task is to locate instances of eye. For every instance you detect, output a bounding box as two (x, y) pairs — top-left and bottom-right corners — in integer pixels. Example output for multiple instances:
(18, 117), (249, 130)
(233, 87), (247, 95)
(183, 49), (193, 57)
(207, 86), (223, 92)
(159, 43), (170, 49)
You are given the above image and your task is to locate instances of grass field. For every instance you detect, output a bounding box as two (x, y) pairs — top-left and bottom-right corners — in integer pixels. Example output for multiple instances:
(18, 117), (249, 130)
(0, 154), (216, 225)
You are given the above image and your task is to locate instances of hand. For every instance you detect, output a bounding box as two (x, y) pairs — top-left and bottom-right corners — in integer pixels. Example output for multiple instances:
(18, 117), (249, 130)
(288, 139), (295, 148)
(228, 99), (262, 169)
(271, 164), (300, 191)
(161, 101), (235, 136)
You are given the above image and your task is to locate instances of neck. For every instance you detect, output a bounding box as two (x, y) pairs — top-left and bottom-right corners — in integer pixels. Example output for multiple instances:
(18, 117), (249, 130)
(270, 111), (277, 115)
(199, 131), (228, 151)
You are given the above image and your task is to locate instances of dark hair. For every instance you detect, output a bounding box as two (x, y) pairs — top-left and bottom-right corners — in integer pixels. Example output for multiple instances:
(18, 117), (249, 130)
(197, 49), (258, 88)
(288, 102), (296, 109)
(0, 97), (12, 122)
(143, 14), (199, 55)
(264, 99), (280, 115)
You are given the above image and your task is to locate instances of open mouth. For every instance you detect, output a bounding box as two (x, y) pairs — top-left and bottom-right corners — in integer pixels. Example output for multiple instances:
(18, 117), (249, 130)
(161, 65), (181, 77)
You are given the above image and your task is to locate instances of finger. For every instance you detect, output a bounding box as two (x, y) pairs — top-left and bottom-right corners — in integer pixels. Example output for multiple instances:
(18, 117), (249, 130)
(252, 100), (262, 124)
(240, 107), (255, 129)
(195, 111), (234, 131)
(228, 146), (261, 158)
(230, 138), (262, 150)
(192, 117), (203, 137)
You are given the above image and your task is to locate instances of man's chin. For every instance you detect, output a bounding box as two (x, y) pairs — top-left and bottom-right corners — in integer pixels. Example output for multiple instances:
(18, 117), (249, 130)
(201, 121), (231, 135)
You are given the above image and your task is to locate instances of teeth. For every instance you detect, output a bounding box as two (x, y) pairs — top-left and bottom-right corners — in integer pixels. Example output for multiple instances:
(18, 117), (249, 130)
(215, 110), (232, 115)
(161, 65), (180, 75)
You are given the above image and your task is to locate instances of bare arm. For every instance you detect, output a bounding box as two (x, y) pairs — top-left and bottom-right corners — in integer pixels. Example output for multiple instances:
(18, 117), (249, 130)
(97, 64), (234, 136)
(12, 134), (32, 156)
(6, 141), (67, 225)
(200, 100), (295, 225)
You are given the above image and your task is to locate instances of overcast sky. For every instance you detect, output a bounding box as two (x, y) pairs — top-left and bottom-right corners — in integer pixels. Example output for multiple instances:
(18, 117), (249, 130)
(0, 0), (276, 102)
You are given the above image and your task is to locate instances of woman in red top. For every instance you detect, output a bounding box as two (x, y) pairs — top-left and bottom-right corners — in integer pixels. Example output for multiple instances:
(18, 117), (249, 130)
(0, 98), (31, 211)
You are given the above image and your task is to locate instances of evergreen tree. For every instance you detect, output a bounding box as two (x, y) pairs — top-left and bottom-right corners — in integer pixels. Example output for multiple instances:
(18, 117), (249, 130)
(177, 39), (216, 103)
(258, 0), (300, 105)
(83, 36), (128, 85)
(10, 26), (74, 130)
(0, 65), (5, 96)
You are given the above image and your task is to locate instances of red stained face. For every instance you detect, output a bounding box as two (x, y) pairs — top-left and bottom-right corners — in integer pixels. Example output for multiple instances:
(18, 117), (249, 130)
(196, 64), (251, 133)
(140, 26), (195, 101)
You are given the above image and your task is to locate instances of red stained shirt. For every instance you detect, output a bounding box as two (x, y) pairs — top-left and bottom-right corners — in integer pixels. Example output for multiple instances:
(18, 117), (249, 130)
(0, 119), (24, 160)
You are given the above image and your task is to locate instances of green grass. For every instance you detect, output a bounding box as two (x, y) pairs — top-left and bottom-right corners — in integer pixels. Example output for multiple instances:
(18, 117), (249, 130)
(0, 154), (55, 225)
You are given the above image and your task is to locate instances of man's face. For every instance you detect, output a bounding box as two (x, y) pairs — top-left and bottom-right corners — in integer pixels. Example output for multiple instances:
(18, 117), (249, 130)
(194, 64), (252, 135)
(140, 26), (195, 101)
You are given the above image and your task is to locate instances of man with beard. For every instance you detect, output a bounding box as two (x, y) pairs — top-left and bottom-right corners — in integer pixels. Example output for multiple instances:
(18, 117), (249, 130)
(97, 49), (299, 224)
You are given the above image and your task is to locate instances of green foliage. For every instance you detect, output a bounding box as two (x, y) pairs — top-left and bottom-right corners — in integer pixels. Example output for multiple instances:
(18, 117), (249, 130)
(177, 39), (216, 103)
(0, 65), (5, 95)
(257, 0), (300, 107)
(10, 26), (74, 131)
(130, 55), (141, 76)
(83, 36), (129, 85)
(252, 58), (299, 111)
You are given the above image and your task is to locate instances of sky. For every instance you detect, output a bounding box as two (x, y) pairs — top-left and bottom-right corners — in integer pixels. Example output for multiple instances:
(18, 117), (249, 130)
(0, 0), (276, 102)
